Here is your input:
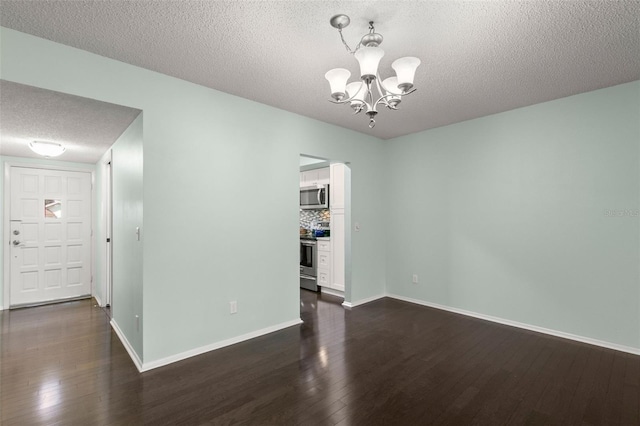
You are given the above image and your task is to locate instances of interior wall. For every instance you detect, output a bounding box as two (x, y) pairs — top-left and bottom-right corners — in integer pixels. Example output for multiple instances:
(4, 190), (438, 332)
(0, 27), (386, 364)
(0, 155), (95, 309)
(110, 114), (144, 357)
(384, 81), (640, 350)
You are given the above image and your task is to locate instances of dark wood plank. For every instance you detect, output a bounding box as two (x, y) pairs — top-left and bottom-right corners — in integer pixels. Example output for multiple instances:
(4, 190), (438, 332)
(1, 292), (637, 425)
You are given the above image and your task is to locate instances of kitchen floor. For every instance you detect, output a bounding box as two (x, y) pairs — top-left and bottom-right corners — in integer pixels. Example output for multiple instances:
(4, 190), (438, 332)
(1, 290), (636, 424)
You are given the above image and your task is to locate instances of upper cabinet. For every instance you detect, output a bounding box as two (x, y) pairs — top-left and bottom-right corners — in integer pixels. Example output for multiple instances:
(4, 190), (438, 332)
(317, 167), (330, 184)
(300, 167), (330, 187)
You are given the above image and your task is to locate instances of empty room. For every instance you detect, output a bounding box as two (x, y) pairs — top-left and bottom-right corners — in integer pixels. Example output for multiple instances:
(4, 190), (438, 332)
(0, 1), (638, 425)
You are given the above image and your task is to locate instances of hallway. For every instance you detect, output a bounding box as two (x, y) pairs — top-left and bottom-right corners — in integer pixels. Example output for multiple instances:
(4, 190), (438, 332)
(1, 291), (638, 425)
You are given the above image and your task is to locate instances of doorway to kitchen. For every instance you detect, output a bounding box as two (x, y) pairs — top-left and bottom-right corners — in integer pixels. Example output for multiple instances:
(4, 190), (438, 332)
(299, 155), (351, 309)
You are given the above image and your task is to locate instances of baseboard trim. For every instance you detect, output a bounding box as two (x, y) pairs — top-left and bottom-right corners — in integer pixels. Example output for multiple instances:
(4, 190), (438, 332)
(93, 294), (104, 307)
(386, 293), (640, 356)
(141, 318), (303, 372)
(110, 319), (143, 372)
(320, 287), (344, 298)
(342, 293), (386, 309)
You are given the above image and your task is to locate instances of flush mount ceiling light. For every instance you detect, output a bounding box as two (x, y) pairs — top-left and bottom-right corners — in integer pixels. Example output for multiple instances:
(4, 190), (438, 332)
(29, 141), (66, 157)
(325, 14), (421, 129)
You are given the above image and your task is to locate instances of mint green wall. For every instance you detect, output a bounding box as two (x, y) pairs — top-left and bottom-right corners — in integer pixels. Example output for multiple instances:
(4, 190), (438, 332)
(1, 27), (386, 363)
(111, 115), (144, 357)
(384, 81), (640, 349)
(0, 156), (95, 309)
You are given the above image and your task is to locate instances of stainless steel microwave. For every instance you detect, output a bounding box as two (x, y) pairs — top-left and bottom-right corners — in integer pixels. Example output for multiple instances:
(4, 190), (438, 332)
(300, 185), (329, 210)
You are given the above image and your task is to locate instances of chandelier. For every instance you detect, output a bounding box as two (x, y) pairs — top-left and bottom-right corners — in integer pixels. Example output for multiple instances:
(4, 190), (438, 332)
(324, 14), (421, 128)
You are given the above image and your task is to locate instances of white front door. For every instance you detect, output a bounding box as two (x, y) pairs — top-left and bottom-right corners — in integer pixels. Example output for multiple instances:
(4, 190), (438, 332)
(9, 167), (92, 307)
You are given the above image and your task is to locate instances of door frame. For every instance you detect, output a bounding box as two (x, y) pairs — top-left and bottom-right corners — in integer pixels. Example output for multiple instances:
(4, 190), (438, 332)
(103, 152), (113, 307)
(2, 161), (96, 310)
(298, 155), (352, 305)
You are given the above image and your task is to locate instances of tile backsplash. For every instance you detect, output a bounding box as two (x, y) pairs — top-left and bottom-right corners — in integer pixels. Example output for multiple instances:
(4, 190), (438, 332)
(300, 209), (330, 230)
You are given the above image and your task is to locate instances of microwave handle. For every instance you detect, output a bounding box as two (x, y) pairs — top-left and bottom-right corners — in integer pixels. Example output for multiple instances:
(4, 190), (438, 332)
(317, 188), (322, 205)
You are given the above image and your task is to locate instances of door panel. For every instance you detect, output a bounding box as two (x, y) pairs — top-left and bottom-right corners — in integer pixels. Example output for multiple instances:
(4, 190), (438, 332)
(9, 167), (92, 307)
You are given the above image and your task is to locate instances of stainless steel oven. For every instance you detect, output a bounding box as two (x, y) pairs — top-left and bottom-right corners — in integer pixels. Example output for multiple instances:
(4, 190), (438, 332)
(300, 185), (329, 210)
(300, 239), (318, 291)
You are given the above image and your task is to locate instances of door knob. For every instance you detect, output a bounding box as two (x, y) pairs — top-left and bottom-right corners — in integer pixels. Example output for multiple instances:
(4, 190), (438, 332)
(12, 240), (21, 246)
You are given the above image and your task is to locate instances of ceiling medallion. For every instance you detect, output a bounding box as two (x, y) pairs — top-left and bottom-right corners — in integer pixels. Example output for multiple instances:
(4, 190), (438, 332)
(325, 14), (421, 129)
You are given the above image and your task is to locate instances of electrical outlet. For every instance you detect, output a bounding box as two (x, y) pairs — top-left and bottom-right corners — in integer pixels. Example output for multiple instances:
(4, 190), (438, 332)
(412, 274), (418, 284)
(229, 301), (237, 314)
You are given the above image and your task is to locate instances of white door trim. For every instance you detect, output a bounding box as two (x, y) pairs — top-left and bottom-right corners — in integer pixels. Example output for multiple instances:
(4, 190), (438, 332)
(104, 152), (113, 307)
(2, 161), (96, 310)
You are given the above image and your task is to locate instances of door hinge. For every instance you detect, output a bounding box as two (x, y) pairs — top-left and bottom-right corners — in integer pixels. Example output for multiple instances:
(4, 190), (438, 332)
(91, 275), (93, 283)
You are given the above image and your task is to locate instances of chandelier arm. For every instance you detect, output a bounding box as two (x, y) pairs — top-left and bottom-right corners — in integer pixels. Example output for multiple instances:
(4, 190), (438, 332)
(374, 93), (402, 110)
(327, 81), (369, 105)
(374, 75), (393, 109)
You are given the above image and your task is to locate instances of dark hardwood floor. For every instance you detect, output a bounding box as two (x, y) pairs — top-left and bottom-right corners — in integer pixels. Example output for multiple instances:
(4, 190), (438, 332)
(1, 291), (638, 425)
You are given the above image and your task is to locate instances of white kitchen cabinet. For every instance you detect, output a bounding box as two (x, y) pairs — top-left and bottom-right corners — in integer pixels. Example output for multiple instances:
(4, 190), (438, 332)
(330, 163), (349, 293)
(316, 237), (332, 290)
(300, 169), (317, 187)
(300, 167), (329, 187)
(330, 216), (345, 292)
(317, 167), (330, 185)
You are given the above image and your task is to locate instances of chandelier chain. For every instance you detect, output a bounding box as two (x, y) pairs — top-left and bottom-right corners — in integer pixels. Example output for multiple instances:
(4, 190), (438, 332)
(338, 28), (362, 55)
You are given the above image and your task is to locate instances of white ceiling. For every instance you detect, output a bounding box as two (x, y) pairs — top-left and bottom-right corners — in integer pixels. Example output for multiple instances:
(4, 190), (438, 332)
(0, 1), (638, 140)
(0, 80), (141, 163)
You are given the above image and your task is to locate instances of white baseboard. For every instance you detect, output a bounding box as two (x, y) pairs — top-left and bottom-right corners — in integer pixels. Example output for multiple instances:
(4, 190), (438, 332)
(93, 294), (104, 307)
(320, 287), (344, 298)
(141, 318), (303, 372)
(386, 293), (640, 356)
(110, 319), (143, 372)
(342, 293), (386, 309)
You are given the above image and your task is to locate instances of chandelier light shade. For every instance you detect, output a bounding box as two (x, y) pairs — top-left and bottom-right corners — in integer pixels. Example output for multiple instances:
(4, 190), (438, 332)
(382, 77), (402, 95)
(382, 77), (402, 107)
(346, 82), (367, 110)
(324, 68), (351, 100)
(392, 57), (422, 91)
(29, 141), (66, 157)
(354, 47), (385, 82)
(325, 14), (421, 128)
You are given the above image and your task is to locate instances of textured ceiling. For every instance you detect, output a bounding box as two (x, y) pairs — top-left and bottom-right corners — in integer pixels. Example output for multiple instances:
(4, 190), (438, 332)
(0, 80), (141, 163)
(0, 1), (638, 140)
